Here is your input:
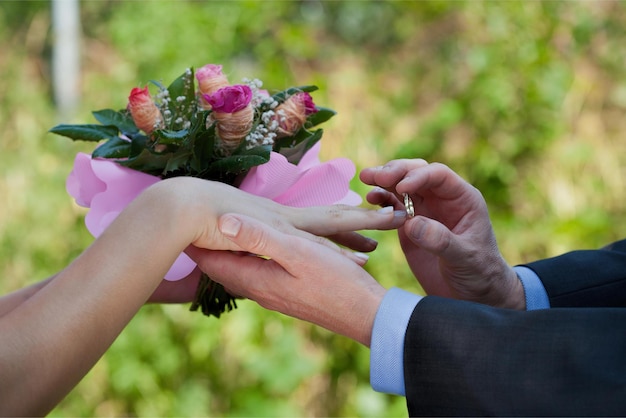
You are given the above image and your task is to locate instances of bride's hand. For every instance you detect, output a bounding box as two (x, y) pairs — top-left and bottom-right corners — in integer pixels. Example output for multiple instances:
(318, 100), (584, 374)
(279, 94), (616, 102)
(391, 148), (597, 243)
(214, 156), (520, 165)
(154, 176), (406, 254)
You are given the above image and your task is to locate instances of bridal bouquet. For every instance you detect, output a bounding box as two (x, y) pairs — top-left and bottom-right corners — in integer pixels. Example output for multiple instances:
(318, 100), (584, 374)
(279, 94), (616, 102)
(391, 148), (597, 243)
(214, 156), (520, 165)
(51, 63), (361, 318)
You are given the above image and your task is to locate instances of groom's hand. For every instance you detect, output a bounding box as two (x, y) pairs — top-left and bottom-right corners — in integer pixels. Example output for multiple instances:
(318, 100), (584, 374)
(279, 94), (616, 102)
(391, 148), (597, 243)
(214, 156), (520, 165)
(361, 160), (525, 310)
(188, 214), (386, 347)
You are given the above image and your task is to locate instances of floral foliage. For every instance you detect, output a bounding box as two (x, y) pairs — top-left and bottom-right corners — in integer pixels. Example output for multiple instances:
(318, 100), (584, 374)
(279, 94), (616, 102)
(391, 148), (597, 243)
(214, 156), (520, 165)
(50, 64), (337, 185)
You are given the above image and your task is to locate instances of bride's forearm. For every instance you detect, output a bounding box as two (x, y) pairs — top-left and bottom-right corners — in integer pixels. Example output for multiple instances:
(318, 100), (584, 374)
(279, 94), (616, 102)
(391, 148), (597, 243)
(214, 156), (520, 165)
(0, 276), (55, 318)
(0, 181), (200, 416)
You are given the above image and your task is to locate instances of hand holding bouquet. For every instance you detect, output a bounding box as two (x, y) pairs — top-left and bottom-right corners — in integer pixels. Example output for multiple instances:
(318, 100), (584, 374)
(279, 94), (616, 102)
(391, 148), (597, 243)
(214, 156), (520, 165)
(51, 63), (361, 318)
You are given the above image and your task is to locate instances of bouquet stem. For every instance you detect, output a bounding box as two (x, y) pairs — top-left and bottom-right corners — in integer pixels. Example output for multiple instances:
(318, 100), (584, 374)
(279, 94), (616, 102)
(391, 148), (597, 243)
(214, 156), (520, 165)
(190, 273), (237, 318)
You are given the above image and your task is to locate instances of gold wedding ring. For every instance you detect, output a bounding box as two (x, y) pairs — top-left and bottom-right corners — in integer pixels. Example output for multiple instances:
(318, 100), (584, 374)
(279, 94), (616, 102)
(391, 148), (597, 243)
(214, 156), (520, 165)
(403, 193), (415, 218)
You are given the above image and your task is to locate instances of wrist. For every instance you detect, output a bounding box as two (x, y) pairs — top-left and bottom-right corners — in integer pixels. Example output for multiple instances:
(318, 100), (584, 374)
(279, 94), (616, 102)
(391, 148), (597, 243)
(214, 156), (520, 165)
(480, 251), (526, 310)
(144, 177), (218, 246)
(337, 282), (386, 347)
(504, 267), (526, 310)
(300, 280), (385, 347)
(358, 285), (387, 347)
(493, 262), (526, 310)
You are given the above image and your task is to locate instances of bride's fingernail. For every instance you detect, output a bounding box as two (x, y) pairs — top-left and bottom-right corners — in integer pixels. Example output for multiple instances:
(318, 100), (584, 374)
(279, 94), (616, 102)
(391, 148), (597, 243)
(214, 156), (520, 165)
(377, 206), (393, 214)
(394, 210), (407, 220)
(219, 216), (241, 237)
(354, 252), (369, 262)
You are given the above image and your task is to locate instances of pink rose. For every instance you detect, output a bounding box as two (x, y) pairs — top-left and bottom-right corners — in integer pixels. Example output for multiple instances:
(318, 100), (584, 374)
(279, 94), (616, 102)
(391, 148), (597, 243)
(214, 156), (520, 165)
(298, 92), (318, 115)
(203, 85), (252, 113)
(67, 153), (196, 281)
(196, 64), (230, 109)
(239, 142), (362, 207)
(195, 64), (228, 92)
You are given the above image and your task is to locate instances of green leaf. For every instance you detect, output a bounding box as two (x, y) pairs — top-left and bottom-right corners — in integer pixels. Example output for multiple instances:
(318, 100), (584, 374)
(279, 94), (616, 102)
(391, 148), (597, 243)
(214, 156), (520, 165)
(116, 148), (172, 176)
(243, 144), (272, 159)
(92, 109), (139, 134)
(153, 129), (189, 145)
(128, 134), (150, 158)
(165, 68), (196, 130)
(191, 124), (217, 172)
(149, 79), (167, 91)
(163, 149), (193, 175)
(92, 136), (133, 159)
(184, 110), (211, 145)
(306, 107), (336, 127)
(49, 124), (119, 142)
(205, 146), (271, 177)
(273, 123), (319, 150)
(271, 85), (318, 104)
(278, 129), (323, 165)
(207, 153), (270, 175)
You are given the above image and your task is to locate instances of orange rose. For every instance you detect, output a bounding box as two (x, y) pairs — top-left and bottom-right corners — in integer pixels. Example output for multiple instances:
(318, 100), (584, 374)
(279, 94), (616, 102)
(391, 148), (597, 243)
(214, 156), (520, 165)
(196, 64), (230, 109)
(273, 92), (317, 138)
(127, 86), (163, 135)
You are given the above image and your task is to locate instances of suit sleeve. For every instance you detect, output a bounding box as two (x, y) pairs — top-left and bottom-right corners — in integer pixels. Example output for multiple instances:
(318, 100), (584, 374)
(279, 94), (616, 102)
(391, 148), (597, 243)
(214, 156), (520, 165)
(521, 238), (626, 307)
(403, 239), (626, 416)
(403, 296), (626, 416)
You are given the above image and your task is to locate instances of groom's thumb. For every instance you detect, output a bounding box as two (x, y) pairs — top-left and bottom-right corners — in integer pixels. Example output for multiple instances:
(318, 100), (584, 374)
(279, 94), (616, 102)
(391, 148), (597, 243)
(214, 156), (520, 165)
(405, 215), (454, 256)
(219, 214), (273, 257)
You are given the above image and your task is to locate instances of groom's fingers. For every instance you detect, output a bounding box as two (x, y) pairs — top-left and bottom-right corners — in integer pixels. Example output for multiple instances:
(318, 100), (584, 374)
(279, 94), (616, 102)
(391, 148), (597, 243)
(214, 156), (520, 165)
(365, 187), (403, 210)
(403, 215), (455, 257)
(185, 246), (272, 298)
(395, 163), (480, 205)
(403, 215), (475, 264)
(219, 214), (370, 267)
(218, 214), (313, 277)
(359, 159), (430, 188)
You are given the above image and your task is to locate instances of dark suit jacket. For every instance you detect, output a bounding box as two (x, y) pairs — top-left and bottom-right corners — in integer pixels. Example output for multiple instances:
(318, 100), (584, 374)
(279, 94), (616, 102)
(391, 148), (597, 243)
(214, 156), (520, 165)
(403, 239), (626, 416)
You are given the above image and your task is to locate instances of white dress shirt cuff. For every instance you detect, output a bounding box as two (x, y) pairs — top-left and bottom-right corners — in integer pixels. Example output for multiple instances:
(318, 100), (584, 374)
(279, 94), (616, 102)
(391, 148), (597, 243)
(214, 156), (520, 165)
(370, 287), (422, 396)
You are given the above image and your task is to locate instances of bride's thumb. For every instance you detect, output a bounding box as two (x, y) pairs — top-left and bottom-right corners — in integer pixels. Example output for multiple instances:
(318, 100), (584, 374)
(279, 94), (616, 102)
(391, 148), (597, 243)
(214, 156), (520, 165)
(404, 215), (455, 256)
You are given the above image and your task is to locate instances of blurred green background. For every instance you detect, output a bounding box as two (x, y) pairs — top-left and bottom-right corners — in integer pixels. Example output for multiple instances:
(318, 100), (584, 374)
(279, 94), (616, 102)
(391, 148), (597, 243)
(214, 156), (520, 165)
(1, 1), (626, 416)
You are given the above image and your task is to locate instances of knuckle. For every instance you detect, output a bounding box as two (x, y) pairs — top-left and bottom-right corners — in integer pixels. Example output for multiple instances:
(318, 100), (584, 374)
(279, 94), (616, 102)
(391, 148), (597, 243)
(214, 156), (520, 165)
(326, 205), (348, 219)
(311, 234), (338, 251)
(269, 217), (286, 230)
(245, 227), (270, 254)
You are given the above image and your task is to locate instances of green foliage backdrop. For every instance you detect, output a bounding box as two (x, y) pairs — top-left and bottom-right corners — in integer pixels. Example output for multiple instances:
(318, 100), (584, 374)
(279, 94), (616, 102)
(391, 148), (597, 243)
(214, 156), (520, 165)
(1, 1), (625, 416)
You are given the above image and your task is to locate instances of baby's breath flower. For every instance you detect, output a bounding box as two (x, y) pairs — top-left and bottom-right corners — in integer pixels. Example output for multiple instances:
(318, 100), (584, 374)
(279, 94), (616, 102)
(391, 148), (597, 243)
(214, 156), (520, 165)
(243, 78), (269, 107)
(244, 119), (279, 149)
(261, 109), (276, 125)
(156, 88), (170, 102)
(268, 119), (279, 131)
